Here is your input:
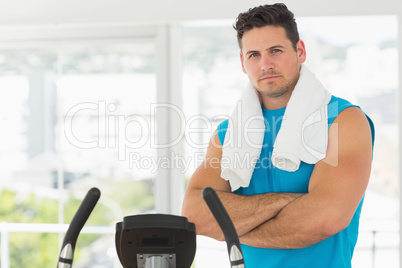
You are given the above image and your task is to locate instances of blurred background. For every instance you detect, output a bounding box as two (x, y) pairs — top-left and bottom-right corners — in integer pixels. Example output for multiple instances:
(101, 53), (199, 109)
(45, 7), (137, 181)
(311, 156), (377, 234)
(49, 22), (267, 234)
(0, 0), (400, 267)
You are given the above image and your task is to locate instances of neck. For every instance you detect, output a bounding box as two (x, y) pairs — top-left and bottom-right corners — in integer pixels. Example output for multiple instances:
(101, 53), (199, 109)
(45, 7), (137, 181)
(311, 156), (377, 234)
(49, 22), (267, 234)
(260, 90), (292, 110)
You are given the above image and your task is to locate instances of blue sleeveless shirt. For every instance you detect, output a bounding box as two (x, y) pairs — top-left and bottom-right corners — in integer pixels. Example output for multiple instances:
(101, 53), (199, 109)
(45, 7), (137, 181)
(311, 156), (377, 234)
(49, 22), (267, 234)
(217, 96), (375, 268)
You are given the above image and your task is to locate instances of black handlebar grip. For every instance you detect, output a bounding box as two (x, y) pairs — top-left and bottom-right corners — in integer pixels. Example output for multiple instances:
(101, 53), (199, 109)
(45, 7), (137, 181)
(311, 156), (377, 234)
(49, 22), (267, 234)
(202, 186), (245, 268)
(57, 187), (101, 268)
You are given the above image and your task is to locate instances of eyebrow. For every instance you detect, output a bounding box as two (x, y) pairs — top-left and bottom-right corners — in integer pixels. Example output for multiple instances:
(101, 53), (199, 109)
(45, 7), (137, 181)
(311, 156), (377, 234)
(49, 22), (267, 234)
(267, 45), (286, 51)
(245, 45), (286, 56)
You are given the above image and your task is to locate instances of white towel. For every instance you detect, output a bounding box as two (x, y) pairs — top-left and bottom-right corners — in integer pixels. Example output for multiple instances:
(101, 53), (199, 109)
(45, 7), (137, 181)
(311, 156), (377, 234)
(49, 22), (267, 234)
(221, 65), (331, 191)
(220, 84), (265, 192)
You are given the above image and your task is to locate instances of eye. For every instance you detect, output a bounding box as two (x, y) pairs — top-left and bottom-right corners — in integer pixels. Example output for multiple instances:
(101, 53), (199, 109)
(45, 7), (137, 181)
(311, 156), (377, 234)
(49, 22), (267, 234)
(271, 49), (282, 53)
(249, 52), (259, 58)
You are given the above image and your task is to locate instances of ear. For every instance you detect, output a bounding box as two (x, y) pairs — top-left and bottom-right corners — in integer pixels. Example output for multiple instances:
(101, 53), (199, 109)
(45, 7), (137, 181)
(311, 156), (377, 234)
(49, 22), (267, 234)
(240, 52), (247, 74)
(296, 40), (307, 63)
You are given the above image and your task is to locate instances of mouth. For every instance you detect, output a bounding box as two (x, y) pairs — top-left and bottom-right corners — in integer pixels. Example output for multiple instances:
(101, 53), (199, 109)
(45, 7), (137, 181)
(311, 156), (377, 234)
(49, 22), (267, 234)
(259, 75), (281, 82)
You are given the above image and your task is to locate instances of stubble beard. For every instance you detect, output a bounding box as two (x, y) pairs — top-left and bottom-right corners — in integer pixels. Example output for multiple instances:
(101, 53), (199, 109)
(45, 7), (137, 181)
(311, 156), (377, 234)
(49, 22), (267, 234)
(256, 80), (293, 99)
(260, 84), (290, 98)
(255, 71), (299, 99)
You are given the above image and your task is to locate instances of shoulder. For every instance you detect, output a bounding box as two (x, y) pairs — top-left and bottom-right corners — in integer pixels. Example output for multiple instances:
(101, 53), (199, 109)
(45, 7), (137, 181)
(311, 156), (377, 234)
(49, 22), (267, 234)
(327, 96), (355, 126)
(333, 106), (370, 131)
(320, 97), (374, 167)
(328, 95), (375, 146)
(326, 106), (373, 165)
(331, 103), (373, 150)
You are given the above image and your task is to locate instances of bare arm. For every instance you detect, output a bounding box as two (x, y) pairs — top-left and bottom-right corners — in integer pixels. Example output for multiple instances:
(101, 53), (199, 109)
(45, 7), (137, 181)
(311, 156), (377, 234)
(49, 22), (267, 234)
(240, 107), (373, 249)
(181, 130), (302, 241)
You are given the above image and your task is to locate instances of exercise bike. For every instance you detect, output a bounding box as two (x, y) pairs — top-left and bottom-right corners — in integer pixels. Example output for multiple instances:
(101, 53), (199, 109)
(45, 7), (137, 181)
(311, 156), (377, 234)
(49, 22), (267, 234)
(57, 187), (245, 268)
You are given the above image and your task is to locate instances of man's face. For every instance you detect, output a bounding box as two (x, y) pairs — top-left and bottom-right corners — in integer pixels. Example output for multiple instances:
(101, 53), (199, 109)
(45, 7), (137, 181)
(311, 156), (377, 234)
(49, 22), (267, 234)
(240, 26), (306, 106)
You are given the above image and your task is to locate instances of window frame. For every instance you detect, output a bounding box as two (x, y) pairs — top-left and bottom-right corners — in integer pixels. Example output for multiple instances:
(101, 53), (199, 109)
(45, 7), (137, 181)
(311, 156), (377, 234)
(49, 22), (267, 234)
(0, 23), (185, 268)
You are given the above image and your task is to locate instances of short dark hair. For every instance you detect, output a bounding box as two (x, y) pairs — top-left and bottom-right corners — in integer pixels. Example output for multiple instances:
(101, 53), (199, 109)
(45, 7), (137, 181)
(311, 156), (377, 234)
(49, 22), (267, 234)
(233, 3), (300, 51)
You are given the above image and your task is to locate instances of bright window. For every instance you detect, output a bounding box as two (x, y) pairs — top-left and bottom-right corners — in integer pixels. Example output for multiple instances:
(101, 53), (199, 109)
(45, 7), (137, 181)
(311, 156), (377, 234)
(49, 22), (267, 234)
(0, 31), (159, 267)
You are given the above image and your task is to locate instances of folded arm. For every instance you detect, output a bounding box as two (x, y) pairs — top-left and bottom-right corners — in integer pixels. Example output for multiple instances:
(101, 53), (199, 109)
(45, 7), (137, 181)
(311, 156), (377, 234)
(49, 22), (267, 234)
(240, 107), (373, 249)
(181, 131), (302, 241)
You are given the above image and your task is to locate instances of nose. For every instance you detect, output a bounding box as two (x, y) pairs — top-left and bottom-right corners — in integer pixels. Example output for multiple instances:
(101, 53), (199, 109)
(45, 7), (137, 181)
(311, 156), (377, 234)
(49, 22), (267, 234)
(261, 54), (273, 71)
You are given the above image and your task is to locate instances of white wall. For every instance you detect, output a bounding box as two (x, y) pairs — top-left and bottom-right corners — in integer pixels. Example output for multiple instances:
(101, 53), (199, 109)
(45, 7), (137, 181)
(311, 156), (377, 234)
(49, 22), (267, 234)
(0, 0), (400, 26)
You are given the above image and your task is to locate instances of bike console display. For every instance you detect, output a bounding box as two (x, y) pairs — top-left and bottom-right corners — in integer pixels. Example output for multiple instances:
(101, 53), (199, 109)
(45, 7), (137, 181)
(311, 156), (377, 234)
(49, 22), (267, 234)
(115, 214), (196, 268)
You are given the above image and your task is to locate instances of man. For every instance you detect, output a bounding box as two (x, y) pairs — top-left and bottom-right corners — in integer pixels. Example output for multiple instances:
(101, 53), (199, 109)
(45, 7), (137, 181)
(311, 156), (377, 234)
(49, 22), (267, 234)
(182, 3), (374, 267)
